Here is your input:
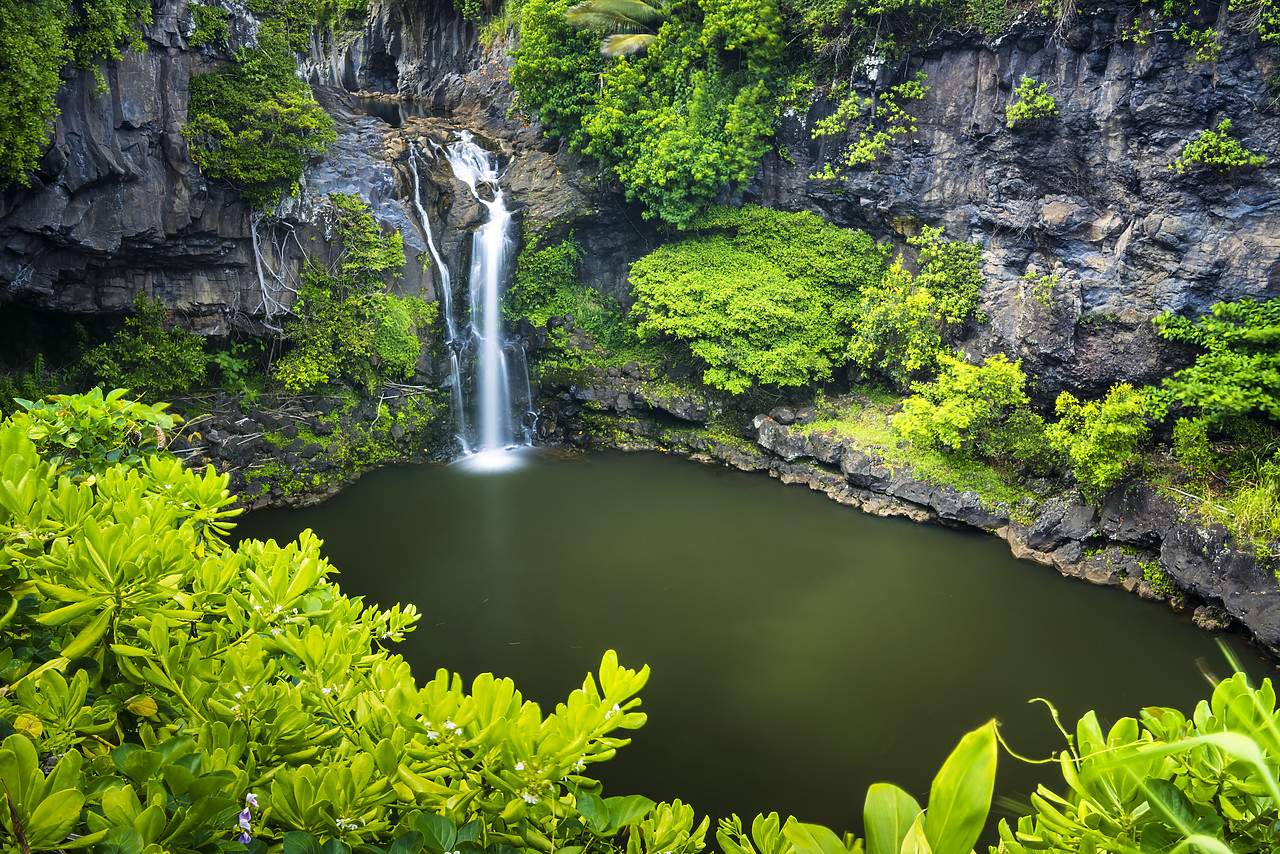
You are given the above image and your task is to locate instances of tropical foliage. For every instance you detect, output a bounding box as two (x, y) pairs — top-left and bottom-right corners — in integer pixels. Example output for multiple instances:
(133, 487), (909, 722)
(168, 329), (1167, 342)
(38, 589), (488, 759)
(275, 194), (423, 393)
(79, 295), (208, 399)
(1155, 297), (1280, 424)
(512, 0), (784, 227)
(0, 0), (151, 186)
(1005, 76), (1057, 129)
(1047, 384), (1156, 494)
(1169, 119), (1266, 174)
(184, 22), (336, 210)
(628, 207), (887, 392)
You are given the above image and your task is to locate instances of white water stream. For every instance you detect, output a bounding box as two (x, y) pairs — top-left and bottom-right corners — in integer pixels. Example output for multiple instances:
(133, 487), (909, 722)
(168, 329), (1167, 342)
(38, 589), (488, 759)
(409, 132), (532, 466)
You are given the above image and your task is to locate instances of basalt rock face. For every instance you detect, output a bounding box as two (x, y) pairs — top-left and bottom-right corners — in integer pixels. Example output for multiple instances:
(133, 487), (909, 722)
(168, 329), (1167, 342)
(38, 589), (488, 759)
(748, 12), (1280, 400)
(0, 1), (442, 338)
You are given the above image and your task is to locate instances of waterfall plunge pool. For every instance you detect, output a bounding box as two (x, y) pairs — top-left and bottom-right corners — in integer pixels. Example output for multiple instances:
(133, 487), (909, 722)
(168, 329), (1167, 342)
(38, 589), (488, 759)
(233, 448), (1267, 835)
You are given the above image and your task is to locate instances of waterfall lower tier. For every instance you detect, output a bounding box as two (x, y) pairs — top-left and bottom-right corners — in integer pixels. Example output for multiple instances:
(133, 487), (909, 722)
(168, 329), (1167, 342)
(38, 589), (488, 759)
(410, 131), (532, 466)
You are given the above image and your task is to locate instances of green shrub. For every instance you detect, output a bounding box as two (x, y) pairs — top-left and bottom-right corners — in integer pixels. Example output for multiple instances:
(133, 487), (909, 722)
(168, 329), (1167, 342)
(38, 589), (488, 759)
(371, 294), (425, 380)
(846, 257), (944, 390)
(188, 2), (230, 48)
(893, 353), (1030, 454)
(79, 295), (208, 398)
(1169, 118), (1265, 173)
(275, 195), (412, 392)
(1172, 416), (1215, 481)
(0, 0), (68, 186)
(812, 72), (930, 170)
(0, 354), (59, 420)
(1155, 296), (1280, 424)
(627, 207), (887, 393)
(1047, 383), (1155, 495)
(513, 0), (785, 227)
(630, 235), (846, 394)
(245, 0), (320, 50)
(509, 0), (603, 148)
(908, 224), (984, 325)
(1005, 76), (1057, 128)
(0, 407), (653, 852)
(183, 22), (337, 209)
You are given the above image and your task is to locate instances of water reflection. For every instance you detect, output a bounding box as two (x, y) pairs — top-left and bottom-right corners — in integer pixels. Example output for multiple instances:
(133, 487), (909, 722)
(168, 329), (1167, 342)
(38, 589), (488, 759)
(356, 97), (440, 128)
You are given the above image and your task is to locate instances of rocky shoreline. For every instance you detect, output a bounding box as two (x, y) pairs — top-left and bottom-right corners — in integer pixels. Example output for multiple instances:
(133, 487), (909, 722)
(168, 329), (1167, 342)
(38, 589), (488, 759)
(531, 365), (1280, 661)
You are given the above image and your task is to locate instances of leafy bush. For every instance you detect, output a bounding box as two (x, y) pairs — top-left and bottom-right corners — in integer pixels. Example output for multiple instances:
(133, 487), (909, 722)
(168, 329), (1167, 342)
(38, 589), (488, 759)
(372, 294), (428, 380)
(998, 665), (1280, 854)
(630, 235), (846, 394)
(509, 0), (604, 149)
(812, 72), (930, 171)
(245, 0), (321, 50)
(1172, 416), (1215, 481)
(0, 354), (59, 420)
(1155, 297), (1280, 424)
(846, 258), (944, 390)
(183, 22), (337, 209)
(5, 386), (176, 477)
(1005, 76), (1057, 128)
(1169, 118), (1266, 173)
(893, 353), (1030, 454)
(1047, 383), (1155, 494)
(0, 408), (655, 852)
(513, 0), (785, 227)
(79, 295), (208, 398)
(0, 0), (68, 186)
(908, 224), (984, 326)
(628, 207), (887, 393)
(188, 2), (230, 49)
(275, 194), (414, 392)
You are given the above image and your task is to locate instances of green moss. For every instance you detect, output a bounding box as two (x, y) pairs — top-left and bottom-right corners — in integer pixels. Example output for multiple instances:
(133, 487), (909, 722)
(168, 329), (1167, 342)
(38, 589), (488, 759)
(189, 3), (230, 49)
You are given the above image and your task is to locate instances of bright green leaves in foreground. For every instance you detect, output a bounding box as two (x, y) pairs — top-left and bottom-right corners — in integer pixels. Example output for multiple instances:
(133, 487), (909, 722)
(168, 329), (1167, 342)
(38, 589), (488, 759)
(1000, 664), (1280, 854)
(0, 408), (651, 850)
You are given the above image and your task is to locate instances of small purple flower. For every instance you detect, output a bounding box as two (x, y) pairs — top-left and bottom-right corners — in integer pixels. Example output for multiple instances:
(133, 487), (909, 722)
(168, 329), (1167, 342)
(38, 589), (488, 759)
(236, 793), (258, 844)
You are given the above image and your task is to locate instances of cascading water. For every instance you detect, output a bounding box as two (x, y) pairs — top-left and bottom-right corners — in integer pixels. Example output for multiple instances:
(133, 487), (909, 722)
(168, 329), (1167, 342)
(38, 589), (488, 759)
(409, 131), (533, 466)
(408, 144), (469, 450)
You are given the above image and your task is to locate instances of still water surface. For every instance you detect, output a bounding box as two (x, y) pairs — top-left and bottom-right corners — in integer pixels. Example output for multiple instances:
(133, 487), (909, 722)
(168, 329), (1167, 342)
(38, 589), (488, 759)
(234, 448), (1268, 834)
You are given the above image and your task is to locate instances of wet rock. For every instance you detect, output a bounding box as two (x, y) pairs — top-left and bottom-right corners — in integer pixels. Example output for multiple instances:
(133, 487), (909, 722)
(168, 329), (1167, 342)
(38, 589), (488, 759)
(808, 431), (846, 466)
(795, 406), (818, 426)
(841, 449), (892, 491)
(1099, 485), (1179, 548)
(1026, 498), (1100, 552)
(1192, 603), (1233, 632)
(753, 416), (812, 461)
(769, 407), (797, 425)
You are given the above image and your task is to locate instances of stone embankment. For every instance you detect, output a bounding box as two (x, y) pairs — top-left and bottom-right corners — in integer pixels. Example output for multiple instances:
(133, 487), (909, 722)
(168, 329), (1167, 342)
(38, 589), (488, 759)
(167, 385), (451, 510)
(538, 367), (1280, 659)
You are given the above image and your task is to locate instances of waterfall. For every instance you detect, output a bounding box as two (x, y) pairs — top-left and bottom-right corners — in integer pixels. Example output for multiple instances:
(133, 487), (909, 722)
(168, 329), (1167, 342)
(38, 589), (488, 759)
(409, 131), (530, 466)
(408, 144), (470, 451)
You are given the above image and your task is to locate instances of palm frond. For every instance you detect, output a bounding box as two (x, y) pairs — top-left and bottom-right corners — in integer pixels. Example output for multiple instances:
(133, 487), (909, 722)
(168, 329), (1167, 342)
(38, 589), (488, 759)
(600, 33), (656, 55)
(566, 0), (668, 34)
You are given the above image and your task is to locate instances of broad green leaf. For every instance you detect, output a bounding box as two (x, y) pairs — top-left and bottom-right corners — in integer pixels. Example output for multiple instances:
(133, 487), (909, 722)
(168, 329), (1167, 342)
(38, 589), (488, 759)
(24, 788), (84, 849)
(864, 784), (922, 854)
(285, 831), (324, 854)
(606, 795), (655, 829)
(417, 812), (457, 854)
(782, 821), (847, 854)
(579, 790), (610, 834)
(922, 721), (997, 854)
